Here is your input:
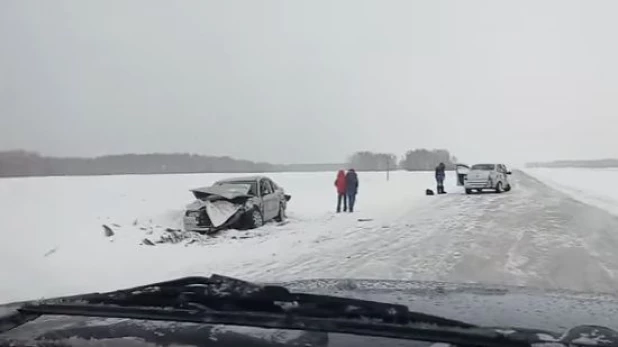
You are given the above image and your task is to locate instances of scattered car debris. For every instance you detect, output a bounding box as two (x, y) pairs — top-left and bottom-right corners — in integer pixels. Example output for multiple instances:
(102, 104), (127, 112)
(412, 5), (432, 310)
(141, 238), (155, 246)
(102, 225), (115, 237)
(44, 247), (58, 257)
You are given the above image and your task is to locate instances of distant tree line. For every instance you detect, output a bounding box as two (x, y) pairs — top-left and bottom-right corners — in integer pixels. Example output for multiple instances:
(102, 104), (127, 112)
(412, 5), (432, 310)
(347, 149), (458, 171)
(0, 149), (459, 177)
(348, 152), (398, 172)
(0, 150), (286, 177)
(526, 159), (618, 169)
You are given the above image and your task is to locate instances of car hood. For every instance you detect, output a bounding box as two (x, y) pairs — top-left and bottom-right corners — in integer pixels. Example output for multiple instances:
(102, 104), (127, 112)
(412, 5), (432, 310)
(2, 279), (618, 347)
(190, 185), (253, 200)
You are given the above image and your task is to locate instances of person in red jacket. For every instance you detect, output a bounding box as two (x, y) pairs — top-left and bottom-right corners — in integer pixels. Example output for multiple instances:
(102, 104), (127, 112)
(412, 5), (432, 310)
(335, 170), (348, 213)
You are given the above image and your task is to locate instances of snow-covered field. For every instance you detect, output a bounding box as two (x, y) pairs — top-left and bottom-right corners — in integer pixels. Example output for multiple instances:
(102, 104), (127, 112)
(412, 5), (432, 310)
(0, 170), (455, 304)
(4, 168), (618, 305)
(525, 168), (618, 217)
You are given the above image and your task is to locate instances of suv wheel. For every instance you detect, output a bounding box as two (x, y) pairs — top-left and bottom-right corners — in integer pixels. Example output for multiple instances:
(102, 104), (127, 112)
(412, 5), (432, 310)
(495, 182), (503, 193)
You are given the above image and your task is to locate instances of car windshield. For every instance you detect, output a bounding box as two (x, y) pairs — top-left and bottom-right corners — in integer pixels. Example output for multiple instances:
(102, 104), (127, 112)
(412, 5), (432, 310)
(470, 164), (495, 171)
(215, 181), (257, 195)
(4, 1), (618, 342)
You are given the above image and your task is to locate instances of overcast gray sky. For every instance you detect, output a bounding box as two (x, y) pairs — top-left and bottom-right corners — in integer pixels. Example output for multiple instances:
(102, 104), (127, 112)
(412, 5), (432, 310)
(1, 0), (617, 165)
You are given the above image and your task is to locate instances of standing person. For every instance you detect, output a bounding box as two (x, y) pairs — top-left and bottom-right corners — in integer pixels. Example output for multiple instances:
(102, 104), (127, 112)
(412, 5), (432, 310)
(435, 162), (446, 194)
(334, 170), (347, 213)
(345, 169), (359, 212)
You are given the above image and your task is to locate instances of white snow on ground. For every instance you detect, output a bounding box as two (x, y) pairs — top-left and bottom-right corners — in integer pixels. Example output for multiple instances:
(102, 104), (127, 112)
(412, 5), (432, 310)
(0, 171), (454, 304)
(525, 168), (618, 217)
(5, 169), (618, 305)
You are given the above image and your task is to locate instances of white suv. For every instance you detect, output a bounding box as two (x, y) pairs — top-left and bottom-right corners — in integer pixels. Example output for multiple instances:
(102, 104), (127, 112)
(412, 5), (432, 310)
(463, 163), (512, 194)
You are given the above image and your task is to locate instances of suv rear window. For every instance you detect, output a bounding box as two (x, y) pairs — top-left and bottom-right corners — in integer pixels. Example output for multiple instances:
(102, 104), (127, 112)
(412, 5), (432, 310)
(471, 164), (495, 171)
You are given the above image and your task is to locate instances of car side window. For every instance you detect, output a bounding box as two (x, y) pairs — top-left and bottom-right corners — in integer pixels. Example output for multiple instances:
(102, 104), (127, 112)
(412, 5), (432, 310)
(260, 179), (273, 196)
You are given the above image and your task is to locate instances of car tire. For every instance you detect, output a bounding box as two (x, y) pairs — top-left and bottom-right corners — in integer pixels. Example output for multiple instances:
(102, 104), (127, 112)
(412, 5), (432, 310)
(476, 189), (482, 193)
(248, 208), (264, 229)
(274, 203), (286, 222)
(504, 184), (512, 192)
(495, 182), (503, 193)
(465, 189), (472, 194)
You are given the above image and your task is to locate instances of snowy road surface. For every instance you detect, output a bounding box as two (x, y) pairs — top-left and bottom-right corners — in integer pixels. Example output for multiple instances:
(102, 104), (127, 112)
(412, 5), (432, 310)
(2, 170), (618, 303)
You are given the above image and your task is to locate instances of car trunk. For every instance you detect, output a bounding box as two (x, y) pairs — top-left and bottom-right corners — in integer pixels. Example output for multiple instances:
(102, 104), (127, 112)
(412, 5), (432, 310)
(466, 170), (491, 182)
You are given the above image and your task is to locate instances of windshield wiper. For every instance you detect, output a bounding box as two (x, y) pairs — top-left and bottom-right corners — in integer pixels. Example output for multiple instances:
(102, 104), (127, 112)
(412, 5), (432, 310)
(5, 275), (617, 347)
(24, 274), (475, 328)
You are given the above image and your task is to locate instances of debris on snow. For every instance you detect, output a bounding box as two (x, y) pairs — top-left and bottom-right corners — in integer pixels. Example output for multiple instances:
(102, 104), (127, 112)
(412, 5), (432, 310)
(111, 223), (121, 228)
(142, 238), (155, 246)
(44, 247), (58, 257)
(102, 224), (115, 237)
(133, 219), (138, 226)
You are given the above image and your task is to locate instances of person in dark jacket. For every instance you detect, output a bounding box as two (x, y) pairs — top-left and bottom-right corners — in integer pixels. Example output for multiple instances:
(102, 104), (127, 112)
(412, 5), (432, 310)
(345, 169), (359, 212)
(435, 162), (446, 194)
(334, 170), (347, 213)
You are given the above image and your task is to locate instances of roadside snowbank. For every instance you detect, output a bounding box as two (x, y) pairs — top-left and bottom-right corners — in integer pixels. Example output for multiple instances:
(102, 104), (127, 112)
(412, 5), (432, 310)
(525, 168), (618, 217)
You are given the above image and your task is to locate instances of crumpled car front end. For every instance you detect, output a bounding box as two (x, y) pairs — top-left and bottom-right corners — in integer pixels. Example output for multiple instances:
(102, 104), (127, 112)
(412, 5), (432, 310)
(182, 184), (258, 234)
(183, 200), (247, 234)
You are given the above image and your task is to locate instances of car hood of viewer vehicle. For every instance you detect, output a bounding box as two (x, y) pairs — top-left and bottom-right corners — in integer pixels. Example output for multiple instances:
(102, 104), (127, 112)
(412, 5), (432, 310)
(2, 279), (618, 347)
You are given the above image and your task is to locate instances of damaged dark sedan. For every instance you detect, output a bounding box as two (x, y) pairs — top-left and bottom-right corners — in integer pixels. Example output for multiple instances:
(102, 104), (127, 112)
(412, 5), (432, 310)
(183, 176), (291, 234)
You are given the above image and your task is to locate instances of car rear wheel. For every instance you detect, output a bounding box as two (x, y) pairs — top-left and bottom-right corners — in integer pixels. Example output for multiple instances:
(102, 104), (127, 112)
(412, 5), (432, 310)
(274, 203), (286, 222)
(465, 189), (472, 194)
(249, 208), (264, 229)
(495, 182), (503, 193)
(504, 184), (512, 192)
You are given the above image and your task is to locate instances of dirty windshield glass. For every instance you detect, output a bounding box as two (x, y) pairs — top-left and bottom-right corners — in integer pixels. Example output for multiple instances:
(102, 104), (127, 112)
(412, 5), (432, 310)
(3, 1), (618, 343)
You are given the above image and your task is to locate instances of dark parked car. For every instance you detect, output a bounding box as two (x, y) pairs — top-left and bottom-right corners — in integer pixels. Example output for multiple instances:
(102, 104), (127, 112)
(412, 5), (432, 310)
(2, 274), (618, 347)
(183, 176), (291, 234)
